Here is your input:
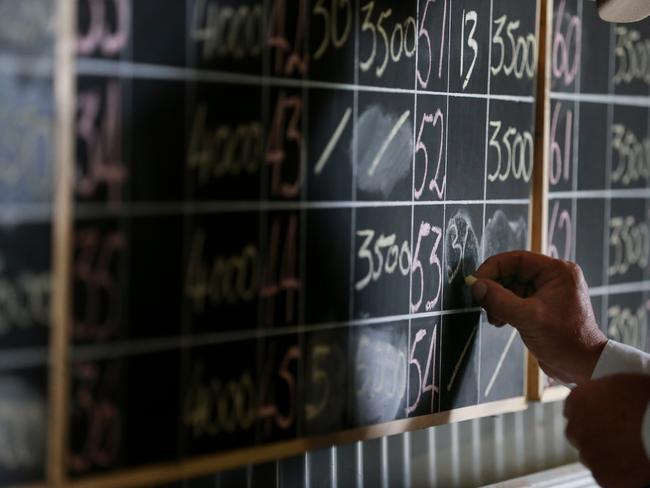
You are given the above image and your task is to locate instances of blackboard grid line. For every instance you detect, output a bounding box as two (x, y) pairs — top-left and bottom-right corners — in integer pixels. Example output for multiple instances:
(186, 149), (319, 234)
(479, 0), (496, 408)
(74, 58), (535, 103)
(298, 0), (309, 445)
(550, 91), (650, 107)
(256, 0), (274, 472)
(64, 199), (533, 220)
(68, 307), (487, 361)
(589, 280), (650, 297)
(177, 0), (194, 461)
(347, 0), (360, 342)
(0, 204), (53, 224)
(570, 0), (584, 264)
(439, 0), (454, 415)
(256, 0), (272, 471)
(406, 0), (419, 430)
(601, 20), (616, 330)
(0, 54), (53, 78)
(548, 189), (650, 199)
(0, 346), (49, 372)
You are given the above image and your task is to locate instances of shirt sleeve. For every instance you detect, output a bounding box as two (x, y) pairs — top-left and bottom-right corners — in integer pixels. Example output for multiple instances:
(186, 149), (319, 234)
(591, 340), (650, 461)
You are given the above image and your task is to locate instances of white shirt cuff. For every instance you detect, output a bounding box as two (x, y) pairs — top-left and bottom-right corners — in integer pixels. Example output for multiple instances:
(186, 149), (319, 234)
(591, 340), (650, 461)
(591, 340), (650, 379)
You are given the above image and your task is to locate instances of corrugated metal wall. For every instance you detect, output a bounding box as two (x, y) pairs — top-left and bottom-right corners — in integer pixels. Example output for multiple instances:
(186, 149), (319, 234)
(167, 401), (577, 487)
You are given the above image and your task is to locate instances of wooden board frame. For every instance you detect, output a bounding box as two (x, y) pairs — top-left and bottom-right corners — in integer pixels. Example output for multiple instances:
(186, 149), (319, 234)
(526, 0), (571, 404)
(37, 0), (550, 485)
(48, 0), (75, 485)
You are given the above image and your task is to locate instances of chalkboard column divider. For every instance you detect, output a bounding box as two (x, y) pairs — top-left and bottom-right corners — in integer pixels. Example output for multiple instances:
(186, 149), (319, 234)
(570, 1), (584, 266)
(178, 0), (194, 466)
(406, 1), (419, 477)
(528, 0), (552, 402)
(479, 0), (496, 410)
(350, 0), (361, 484)
(257, 0), (271, 484)
(49, 0), (76, 483)
(298, 0), (309, 474)
(600, 15), (616, 361)
(404, 0), (423, 483)
(439, 0), (453, 416)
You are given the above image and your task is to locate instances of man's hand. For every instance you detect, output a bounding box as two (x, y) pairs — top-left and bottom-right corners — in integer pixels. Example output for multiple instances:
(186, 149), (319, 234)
(470, 251), (607, 384)
(564, 374), (650, 488)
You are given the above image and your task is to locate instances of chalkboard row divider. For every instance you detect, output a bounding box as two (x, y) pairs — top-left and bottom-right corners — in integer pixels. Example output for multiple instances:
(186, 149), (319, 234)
(528, 0), (552, 403)
(589, 280), (650, 296)
(66, 398), (527, 488)
(550, 90), (650, 107)
(68, 307), (484, 361)
(0, 347), (49, 373)
(4, 188), (650, 224)
(73, 57), (536, 103)
(17, 274), (646, 370)
(67, 199), (532, 219)
(0, 54), (53, 78)
(549, 189), (650, 199)
(48, 0), (76, 484)
(0, 205), (53, 225)
(479, 0), (497, 407)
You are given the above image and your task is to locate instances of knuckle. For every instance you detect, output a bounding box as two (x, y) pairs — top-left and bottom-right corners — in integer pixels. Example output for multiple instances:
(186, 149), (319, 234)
(564, 261), (585, 283)
(479, 255), (498, 273)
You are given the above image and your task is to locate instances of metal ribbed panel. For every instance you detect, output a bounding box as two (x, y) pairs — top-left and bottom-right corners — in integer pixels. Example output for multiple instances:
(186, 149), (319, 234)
(191, 401), (578, 488)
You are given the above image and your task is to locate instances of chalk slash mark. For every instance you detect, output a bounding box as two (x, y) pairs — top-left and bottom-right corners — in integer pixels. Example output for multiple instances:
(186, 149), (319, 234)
(484, 329), (518, 397)
(446, 324), (478, 392)
(368, 109), (411, 177)
(314, 107), (352, 175)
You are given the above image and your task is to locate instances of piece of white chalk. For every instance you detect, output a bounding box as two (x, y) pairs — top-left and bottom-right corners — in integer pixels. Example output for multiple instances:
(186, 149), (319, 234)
(464, 275), (478, 286)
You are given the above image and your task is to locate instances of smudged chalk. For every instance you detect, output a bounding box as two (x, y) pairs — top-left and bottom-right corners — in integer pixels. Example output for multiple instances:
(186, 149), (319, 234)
(354, 105), (413, 198)
(484, 209), (527, 258)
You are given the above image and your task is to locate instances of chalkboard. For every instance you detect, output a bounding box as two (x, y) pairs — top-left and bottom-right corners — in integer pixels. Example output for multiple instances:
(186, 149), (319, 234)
(48, 0), (541, 484)
(541, 0), (650, 398)
(9, 0), (650, 485)
(0, 0), (55, 485)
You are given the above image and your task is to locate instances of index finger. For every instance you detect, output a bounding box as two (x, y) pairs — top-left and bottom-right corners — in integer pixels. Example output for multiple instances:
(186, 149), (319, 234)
(473, 251), (561, 288)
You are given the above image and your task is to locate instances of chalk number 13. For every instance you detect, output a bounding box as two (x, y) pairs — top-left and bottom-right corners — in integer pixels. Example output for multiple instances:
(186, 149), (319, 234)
(460, 9), (478, 89)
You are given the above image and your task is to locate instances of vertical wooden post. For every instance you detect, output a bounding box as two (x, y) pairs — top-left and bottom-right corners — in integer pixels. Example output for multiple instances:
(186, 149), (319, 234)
(49, 0), (75, 484)
(527, 0), (552, 402)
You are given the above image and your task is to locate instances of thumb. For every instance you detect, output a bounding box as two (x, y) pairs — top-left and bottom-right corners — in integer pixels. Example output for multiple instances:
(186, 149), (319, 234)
(471, 279), (534, 329)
